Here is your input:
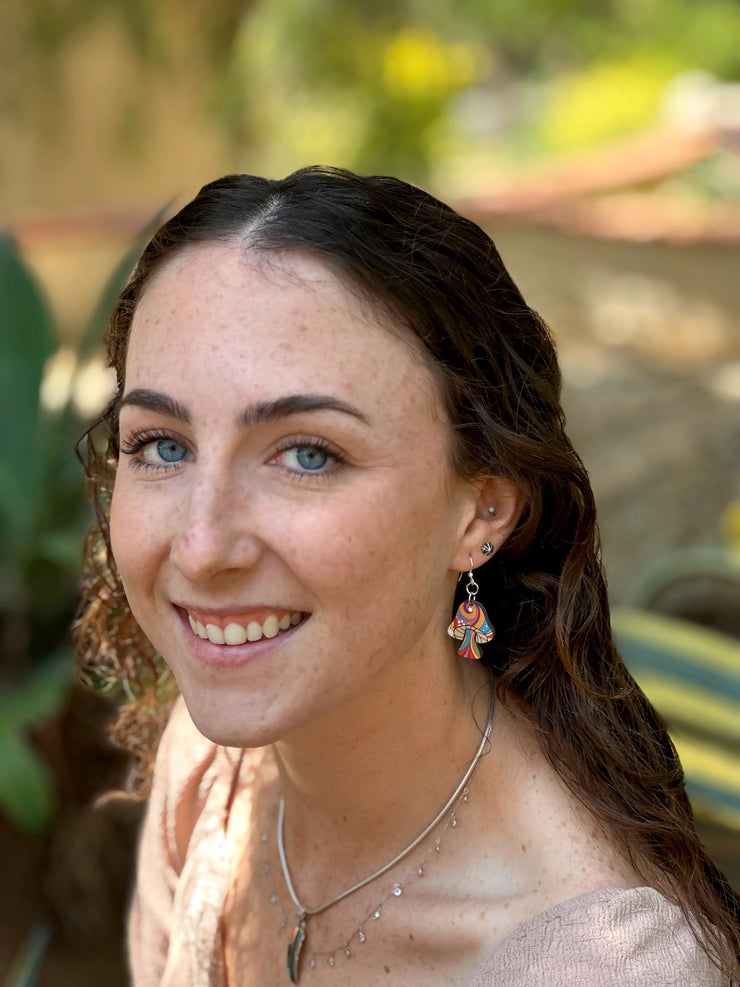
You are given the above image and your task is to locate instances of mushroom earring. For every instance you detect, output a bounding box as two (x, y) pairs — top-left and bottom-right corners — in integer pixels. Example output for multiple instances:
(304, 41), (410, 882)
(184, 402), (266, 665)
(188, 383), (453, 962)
(447, 559), (495, 660)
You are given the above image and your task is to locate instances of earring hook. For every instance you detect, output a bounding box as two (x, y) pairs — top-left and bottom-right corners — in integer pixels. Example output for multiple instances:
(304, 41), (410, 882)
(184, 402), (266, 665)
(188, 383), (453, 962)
(465, 557), (479, 602)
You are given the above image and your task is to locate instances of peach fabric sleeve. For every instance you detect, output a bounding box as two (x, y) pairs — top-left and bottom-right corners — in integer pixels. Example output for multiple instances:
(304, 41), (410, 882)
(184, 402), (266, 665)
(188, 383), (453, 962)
(466, 886), (725, 986)
(127, 697), (240, 987)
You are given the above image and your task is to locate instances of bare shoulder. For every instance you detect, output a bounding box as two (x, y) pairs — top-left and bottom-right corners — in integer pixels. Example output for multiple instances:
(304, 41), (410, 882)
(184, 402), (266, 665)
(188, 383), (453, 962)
(465, 695), (642, 931)
(394, 693), (649, 980)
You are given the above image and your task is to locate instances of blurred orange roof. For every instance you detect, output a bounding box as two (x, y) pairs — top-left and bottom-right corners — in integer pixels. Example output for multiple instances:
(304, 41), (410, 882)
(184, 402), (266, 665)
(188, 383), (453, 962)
(455, 127), (740, 245)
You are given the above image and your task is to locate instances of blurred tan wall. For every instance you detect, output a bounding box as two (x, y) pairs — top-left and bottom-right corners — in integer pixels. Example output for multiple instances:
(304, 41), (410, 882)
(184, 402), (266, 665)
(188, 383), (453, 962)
(0, 5), (237, 217)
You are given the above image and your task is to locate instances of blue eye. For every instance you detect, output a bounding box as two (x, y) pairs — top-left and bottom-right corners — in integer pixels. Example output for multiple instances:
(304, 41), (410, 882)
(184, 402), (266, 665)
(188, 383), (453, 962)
(272, 438), (344, 478)
(119, 429), (189, 472)
(295, 446), (329, 471)
(154, 439), (187, 463)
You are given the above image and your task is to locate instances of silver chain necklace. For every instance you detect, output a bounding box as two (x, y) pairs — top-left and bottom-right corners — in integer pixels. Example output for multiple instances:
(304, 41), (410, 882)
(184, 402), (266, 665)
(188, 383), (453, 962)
(267, 776), (471, 974)
(278, 674), (495, 982)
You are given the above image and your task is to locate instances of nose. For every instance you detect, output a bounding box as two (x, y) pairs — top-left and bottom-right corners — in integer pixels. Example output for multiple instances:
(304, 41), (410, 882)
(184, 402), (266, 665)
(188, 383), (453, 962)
(169, 473), (261, 583)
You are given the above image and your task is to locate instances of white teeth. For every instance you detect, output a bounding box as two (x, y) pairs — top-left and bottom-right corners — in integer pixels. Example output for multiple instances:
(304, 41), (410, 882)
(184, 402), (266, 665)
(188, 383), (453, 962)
(247, 621), (263, 642)
(188, 611), (304, 644)
(206, 624), (225, 644)
(263, 615), (279, 638)
(224, 622), (248, 645)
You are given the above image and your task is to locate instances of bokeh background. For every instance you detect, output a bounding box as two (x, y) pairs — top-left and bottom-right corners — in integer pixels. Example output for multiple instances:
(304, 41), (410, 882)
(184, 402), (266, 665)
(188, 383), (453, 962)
(1, 1), (739, 983)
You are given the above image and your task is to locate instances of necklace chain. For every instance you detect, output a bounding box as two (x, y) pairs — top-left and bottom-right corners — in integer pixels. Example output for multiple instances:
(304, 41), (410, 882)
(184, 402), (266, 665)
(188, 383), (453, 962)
(276, 673), (495, 981)
(268, 780), (471, 971)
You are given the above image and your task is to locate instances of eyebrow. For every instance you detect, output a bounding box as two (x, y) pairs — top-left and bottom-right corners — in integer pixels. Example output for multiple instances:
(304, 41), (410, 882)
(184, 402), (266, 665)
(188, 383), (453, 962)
(119, 389), (191, 422)
(118, 388), (371, 427)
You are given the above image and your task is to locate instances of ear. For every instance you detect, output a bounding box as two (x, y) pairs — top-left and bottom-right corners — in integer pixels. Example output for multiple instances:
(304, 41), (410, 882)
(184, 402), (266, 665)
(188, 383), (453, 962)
(450, 476), (524, 573)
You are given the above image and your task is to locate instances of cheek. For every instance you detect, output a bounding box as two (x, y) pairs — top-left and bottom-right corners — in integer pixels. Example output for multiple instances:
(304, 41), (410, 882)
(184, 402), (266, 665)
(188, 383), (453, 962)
(282, 471), (456, 612)
(109, 478), (126, 567)
(110, 481), (137, 599)
(109, 477), (159, 597)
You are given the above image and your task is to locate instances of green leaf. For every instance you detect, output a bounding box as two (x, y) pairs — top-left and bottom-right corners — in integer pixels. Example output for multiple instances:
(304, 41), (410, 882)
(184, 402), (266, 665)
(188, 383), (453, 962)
(0, 732), (57, 833)
(0, 651), (72, 832)
(35, 528), (88, 571)
(0, 236), (55, 542)
(0, 650), (74, 731)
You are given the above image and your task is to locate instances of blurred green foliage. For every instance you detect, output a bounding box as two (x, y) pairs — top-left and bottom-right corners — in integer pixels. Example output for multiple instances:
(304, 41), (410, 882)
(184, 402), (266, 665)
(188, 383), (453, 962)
(222, 7), (490, 175)
(539, 50), (682, 151)
(9, 0), (740, 179)
(219, 0), (740, 173)
(0, 237), (84, 669)
(0, 229), (154, 833)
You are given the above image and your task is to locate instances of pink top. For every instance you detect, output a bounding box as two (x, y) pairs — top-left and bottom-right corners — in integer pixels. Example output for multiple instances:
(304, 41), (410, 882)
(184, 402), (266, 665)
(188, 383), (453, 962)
(128, 699), (725, 986)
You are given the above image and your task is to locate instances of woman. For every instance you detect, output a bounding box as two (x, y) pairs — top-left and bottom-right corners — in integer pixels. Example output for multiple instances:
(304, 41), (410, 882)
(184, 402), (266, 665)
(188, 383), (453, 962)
(76, 166), (740, 986)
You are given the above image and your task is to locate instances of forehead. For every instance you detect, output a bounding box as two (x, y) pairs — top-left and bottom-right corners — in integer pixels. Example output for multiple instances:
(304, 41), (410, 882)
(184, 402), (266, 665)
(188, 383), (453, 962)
(126, 243), (445, 427)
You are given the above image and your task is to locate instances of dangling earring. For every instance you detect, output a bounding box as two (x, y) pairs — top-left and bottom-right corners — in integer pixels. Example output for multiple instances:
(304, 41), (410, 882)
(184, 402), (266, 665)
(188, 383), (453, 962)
(447, 558), (495, 660)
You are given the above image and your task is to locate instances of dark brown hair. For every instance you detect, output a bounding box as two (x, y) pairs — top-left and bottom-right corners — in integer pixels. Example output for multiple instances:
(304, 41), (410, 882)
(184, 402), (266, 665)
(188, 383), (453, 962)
(76, 166), (740, 980)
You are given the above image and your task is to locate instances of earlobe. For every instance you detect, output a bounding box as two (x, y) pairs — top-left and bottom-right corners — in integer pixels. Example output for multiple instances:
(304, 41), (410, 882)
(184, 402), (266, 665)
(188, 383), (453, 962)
(451, 477), (524, 571)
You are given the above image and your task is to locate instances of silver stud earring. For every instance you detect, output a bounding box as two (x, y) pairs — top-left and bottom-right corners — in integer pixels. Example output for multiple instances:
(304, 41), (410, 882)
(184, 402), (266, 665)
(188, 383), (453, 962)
(481, 542), (494, 555)
(487, 506), (496, 516)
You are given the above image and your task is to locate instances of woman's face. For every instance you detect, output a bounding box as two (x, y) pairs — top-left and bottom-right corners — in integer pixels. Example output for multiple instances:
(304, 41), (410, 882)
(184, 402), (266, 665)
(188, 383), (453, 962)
(110, 244), (479, 747)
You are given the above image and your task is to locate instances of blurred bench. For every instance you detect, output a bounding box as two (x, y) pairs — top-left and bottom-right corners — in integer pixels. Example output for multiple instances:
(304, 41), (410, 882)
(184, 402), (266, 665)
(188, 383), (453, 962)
(613, 607), (740, 830)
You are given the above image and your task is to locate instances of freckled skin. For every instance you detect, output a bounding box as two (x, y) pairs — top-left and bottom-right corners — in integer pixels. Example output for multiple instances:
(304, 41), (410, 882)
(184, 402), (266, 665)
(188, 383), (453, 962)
(110, 245), (479, 750)
(114, 245), (646, 985)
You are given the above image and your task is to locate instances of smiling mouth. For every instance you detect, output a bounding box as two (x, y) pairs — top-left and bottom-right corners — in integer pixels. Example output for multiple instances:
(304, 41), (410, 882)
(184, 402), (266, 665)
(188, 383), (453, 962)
(185, 608), (305, 645)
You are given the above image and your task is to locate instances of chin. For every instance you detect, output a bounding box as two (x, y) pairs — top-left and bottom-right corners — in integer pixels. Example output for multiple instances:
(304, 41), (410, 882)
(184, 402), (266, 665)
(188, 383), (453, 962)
(178, 691), (289, 751)
(205, 728), (273, 749)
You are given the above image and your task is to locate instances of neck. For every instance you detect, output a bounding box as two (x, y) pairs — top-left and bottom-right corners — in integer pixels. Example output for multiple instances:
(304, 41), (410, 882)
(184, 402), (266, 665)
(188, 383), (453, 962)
(271, 646), (491, 901)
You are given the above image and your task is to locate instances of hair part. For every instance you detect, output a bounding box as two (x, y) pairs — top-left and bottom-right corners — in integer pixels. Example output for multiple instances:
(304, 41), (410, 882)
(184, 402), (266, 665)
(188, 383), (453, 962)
(75, 166), (739, 981)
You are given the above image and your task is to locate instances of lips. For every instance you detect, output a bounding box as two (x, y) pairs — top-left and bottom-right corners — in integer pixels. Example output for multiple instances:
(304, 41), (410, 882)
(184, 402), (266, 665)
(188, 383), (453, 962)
(186, 608), (304, 646)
